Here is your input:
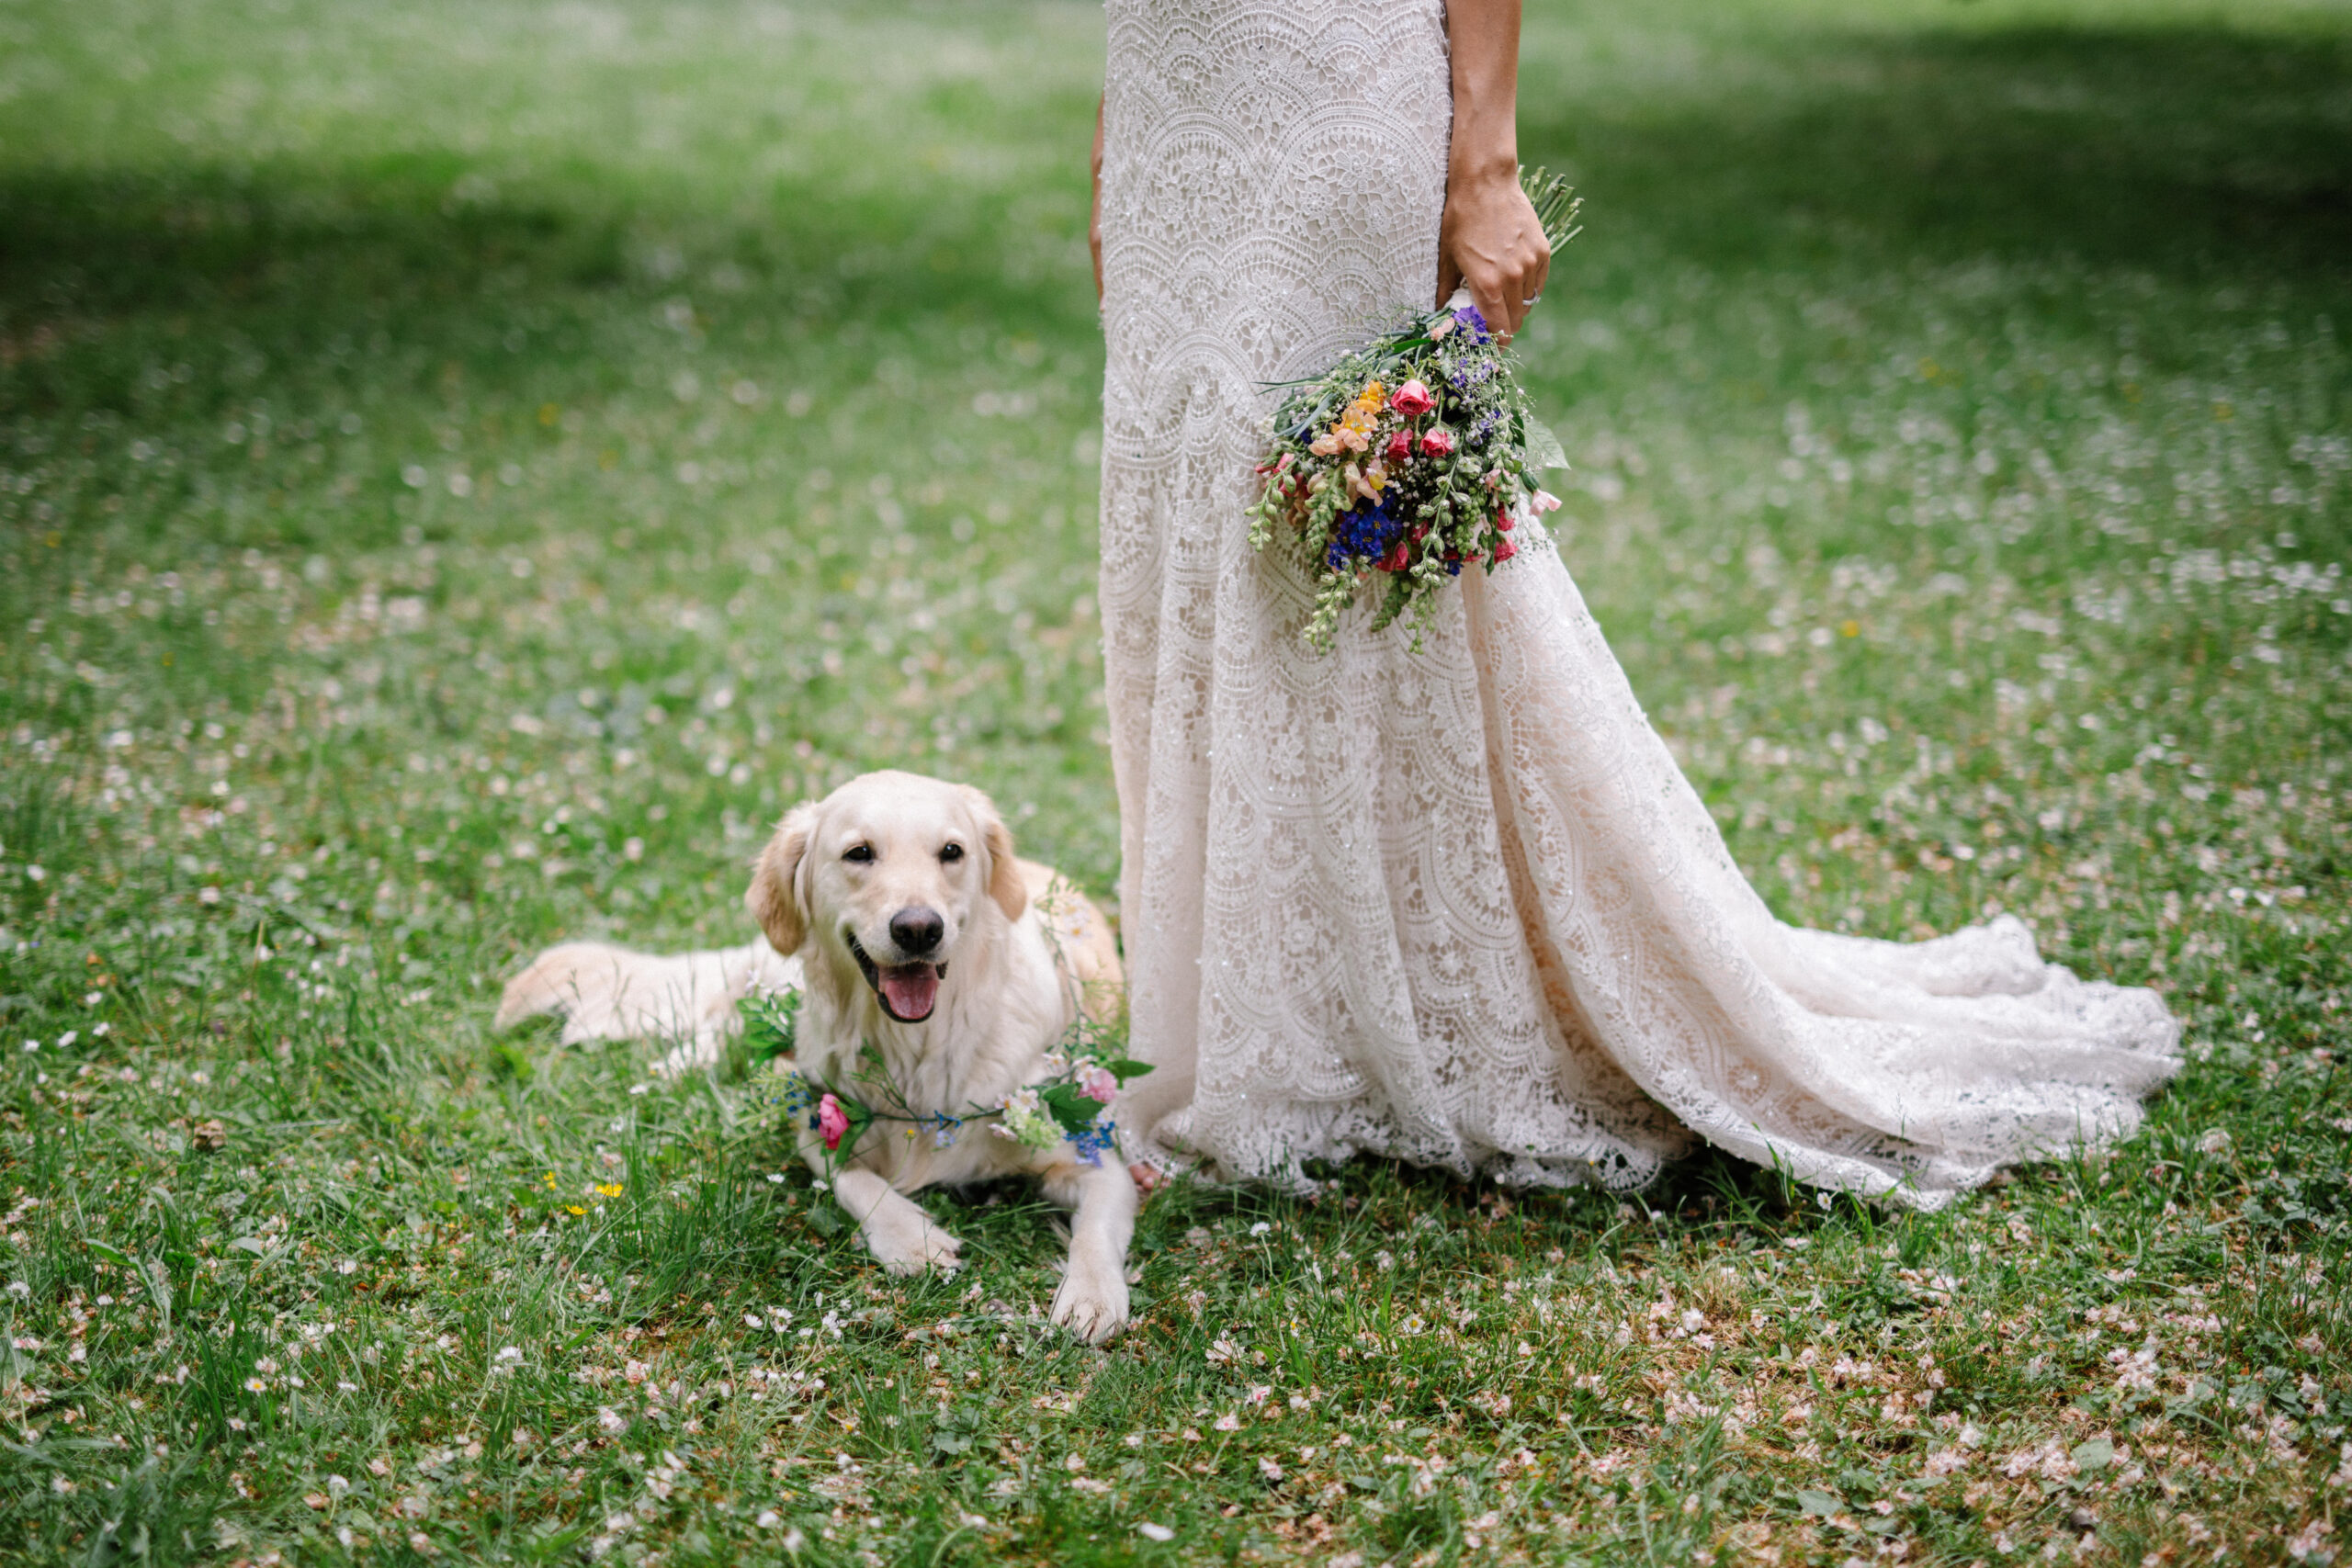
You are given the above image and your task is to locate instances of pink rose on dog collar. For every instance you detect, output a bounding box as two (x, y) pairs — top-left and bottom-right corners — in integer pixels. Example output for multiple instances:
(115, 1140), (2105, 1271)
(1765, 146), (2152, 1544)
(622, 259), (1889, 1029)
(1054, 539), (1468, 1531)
(1076, 1064), (1120, 1106)
(817, 1093), (850, 1151)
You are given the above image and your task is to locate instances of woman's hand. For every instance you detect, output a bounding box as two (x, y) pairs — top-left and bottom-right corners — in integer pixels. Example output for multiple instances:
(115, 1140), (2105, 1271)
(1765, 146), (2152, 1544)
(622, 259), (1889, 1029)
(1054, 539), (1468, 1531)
(1440, 0), (1545, 341)
(1438, 169), (1549, 342)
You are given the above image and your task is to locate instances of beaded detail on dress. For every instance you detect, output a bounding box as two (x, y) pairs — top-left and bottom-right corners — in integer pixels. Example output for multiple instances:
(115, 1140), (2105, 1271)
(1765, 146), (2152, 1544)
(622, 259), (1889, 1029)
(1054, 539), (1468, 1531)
(1095, 0), (2178, 1205)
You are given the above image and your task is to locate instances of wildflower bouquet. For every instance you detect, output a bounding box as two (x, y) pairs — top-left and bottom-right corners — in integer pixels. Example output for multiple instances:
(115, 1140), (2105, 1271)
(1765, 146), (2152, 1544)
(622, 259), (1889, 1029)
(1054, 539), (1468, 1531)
(1248, 169), (1582, 650)
(744, 989), (1149, 1176)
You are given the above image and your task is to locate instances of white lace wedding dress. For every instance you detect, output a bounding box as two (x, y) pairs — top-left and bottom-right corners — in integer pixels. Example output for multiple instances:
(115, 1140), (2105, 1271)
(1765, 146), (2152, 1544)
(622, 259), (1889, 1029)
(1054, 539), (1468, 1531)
(1094, 0), (2179, 1207)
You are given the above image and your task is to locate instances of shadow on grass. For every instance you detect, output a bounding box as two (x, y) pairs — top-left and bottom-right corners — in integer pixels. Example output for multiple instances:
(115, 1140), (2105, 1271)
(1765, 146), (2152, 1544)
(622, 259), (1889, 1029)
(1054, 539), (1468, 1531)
(1533, 20), (2352, 281)
(1131, 1141), (1835, 1261)
(0, 157), (1094, 416)
(4, 17), (2343, 382)
(1125, 1136), (2050, 1274)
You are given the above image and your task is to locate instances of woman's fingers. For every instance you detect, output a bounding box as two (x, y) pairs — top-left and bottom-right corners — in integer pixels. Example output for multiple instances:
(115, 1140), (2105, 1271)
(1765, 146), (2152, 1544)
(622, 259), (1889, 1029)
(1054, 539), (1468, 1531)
(1480, 273), (1521, 342)
(1455, 252), (1522, 339)
(1470, 254), (1537, 338)
(1505, 231), (1549, 335)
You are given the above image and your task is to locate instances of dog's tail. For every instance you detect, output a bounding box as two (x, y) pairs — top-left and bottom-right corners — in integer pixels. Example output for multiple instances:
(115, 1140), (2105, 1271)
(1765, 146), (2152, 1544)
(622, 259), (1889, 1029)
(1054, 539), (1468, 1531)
(494, 939), (801, 1072)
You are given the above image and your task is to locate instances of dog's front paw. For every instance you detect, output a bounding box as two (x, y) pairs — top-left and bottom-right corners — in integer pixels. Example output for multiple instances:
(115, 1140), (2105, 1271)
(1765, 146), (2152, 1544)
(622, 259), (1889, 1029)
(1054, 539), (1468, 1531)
(1049, 1258), (1129, 1345)
(862, 1213), (964, 1277)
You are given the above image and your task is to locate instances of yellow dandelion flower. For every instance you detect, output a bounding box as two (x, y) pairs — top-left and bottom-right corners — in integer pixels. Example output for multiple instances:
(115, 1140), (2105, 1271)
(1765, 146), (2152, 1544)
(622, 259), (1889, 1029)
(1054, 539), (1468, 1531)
(594, 1183), (624, 1199)
(566, 1204), (587, 1216)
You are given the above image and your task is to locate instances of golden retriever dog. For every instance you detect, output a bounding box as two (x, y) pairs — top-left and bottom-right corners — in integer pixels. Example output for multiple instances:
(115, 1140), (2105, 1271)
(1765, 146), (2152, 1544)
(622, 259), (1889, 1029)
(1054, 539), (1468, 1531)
(496, 770), (1135, 1342)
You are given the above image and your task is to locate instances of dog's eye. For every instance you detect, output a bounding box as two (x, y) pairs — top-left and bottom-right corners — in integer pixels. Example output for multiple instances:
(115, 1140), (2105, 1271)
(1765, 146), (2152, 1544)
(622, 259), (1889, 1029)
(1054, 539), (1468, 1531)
(842, 843), (875, 863)
(939, 842), (965, 863)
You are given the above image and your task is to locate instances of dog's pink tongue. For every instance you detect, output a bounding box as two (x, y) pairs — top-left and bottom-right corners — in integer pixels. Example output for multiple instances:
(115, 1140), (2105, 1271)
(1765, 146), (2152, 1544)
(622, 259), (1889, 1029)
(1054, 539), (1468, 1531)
(879, 964), (939, 1021)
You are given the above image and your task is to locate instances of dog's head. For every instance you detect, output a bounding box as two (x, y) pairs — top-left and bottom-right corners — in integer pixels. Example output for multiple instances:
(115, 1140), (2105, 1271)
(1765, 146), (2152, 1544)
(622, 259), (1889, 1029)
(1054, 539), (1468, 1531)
(745, 770), (1026, 1024)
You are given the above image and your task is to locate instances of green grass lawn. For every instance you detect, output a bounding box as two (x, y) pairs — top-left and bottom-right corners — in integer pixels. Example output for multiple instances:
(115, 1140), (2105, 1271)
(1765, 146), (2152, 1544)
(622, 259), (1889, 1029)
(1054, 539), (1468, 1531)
(1, 0), (2347, 1562)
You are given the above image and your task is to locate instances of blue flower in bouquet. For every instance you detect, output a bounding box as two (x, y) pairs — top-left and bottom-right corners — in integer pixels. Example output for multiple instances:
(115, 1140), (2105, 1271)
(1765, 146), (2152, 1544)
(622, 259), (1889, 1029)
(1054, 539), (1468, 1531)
(1327, 499), (1399, 569)
(1070, 1117), (1119, 1167)
(1451, 303), (1491, 343)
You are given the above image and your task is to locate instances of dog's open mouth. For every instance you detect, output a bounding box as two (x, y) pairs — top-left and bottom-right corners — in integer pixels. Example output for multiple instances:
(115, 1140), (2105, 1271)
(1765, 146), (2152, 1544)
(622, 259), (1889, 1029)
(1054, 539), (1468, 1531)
(845, 931), (944, 1023)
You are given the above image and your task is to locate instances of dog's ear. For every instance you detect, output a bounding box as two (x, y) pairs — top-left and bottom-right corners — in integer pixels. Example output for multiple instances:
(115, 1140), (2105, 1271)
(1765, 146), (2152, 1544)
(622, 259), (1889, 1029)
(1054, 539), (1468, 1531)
(961, 786), (1027, 923)
(985, 816), (1027, 923)
(746, 804), (816, 954)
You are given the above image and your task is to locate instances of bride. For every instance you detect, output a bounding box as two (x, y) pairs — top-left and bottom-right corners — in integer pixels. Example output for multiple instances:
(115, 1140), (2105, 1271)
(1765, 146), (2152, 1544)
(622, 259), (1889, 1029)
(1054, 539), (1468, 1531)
(1091, 0), (2177, 1205)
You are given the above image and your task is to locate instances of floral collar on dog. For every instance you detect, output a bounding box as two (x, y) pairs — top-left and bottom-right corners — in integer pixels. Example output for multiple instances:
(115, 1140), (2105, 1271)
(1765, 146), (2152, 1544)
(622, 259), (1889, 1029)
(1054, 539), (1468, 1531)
(741, 990), (1150, 1169)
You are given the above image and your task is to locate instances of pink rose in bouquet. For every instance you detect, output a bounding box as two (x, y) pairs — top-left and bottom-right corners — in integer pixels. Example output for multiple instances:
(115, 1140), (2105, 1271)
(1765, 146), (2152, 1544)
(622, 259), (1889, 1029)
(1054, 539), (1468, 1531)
(1389, 379), (1435, 418)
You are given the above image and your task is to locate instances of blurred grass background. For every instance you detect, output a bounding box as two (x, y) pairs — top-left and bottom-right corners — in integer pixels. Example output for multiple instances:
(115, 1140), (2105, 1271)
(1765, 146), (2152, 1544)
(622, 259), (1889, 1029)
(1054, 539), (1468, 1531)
(0, 1), (2346, 1563)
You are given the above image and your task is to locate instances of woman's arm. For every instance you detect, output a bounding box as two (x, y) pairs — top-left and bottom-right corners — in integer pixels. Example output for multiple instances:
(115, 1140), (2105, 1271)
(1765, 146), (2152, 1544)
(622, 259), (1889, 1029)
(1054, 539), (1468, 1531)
(1438, 0), (1548, 340)
(1091, 94), (1106, 302)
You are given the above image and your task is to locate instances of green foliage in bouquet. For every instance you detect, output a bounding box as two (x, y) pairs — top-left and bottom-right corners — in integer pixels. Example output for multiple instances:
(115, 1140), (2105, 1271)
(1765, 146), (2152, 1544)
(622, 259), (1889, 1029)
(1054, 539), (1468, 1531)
(1248, 168), (1583, 651)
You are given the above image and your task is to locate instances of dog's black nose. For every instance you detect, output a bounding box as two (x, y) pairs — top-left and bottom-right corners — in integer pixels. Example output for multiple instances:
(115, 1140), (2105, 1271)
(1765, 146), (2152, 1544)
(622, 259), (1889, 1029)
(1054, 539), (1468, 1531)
(888, 907), (944, 957)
